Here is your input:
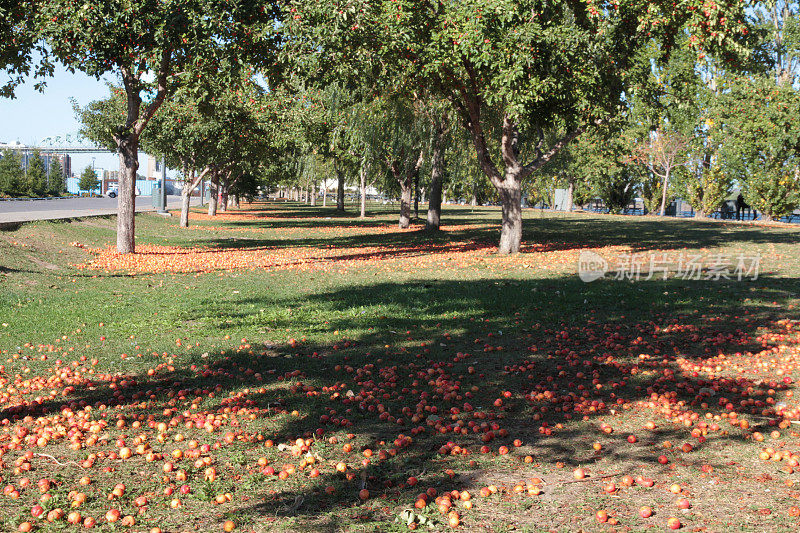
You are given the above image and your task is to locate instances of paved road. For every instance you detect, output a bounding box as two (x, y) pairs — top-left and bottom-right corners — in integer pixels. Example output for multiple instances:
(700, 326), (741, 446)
(0, 196), (187, 224)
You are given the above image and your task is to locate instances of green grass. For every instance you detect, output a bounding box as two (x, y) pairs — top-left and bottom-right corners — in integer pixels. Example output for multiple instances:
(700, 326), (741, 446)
(0, 202), (799, 532)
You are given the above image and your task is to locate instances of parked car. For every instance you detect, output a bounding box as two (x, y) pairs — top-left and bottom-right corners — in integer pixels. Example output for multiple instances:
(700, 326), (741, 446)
(106, 185), (141, 198)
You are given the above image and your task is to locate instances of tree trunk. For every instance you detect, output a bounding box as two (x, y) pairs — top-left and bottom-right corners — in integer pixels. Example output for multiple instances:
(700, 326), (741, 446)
(498, 179), (523, 254)
(180, 182), (192, 228)
(311, 182), (317, 206)
(116, 138), (139, 254)
(322, 181), (327, 207)
(413, 173), (419, 219)
(565, 176), (574, 212)
(359, 159), (368, 219)
(208, 173), (219, 216)
(113, 59), (170, 253)
(396, 150), (424, 229)
(178, 168), (209, 228)
(219, 184), (228, 213)
(659, 170), (670, 216)
(399, 182), (412, 228)
(426, 124), (445, 231)
(336, 164), (345, 212)
(232, 194), (240, 209)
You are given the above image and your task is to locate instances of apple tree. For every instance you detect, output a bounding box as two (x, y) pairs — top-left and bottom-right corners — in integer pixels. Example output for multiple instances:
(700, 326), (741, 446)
(38, 0), (277, 253)
(285, 0), (751, 252)
(713, 75), (800, 220)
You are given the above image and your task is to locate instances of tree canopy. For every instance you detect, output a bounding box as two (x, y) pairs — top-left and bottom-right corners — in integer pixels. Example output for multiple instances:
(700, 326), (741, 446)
(284, 0), (753, 251)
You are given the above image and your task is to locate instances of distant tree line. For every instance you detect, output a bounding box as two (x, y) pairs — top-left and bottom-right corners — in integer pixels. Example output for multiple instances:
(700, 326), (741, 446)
(0, 149), (65, 198)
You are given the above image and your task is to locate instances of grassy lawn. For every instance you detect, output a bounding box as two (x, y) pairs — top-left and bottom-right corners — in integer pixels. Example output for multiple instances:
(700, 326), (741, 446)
(1, 201), (800, 532)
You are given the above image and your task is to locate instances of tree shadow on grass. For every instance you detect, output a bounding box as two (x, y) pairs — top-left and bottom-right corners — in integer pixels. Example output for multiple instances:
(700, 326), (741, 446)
(181, 206), (800, 272)
(6, 273), (799, 529)
(523, 214), (800, 250)
(206, 202), (491, 229)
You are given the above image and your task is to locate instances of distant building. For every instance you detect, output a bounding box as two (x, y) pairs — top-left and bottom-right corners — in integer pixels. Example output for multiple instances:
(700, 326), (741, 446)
(101, 170), (120, 194)
(0, 142), (71, 181)
(41, 152), (71, 179)
(146, 156), (164, 180)
(0, 140), (26, 150)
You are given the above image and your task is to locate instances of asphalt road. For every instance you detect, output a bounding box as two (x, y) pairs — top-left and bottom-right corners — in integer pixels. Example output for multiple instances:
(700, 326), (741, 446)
(0, 195), (186, 224)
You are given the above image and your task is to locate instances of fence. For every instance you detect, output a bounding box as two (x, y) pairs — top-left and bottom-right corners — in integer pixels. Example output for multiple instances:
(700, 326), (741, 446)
(66, 178), (185, 196)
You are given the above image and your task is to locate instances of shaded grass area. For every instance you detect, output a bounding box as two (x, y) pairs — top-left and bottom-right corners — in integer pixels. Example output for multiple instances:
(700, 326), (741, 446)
(0, 203), (799, 532)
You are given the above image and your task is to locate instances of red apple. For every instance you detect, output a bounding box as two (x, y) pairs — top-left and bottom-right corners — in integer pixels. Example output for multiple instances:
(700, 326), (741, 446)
(667, 517), (681, 529)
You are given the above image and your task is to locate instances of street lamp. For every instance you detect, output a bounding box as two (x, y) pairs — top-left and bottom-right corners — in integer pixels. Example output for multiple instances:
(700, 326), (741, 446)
(157, 156), (168, 214)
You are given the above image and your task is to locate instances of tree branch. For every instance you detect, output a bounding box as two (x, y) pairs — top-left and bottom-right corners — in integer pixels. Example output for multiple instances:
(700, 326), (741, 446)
(455, 79), (502, 186)
(520, 123), (594, 181)
(188, 166), (211, 191)
(501, 115), (522, 174)
(135, 48), (172, 136)
(117, 67), (142, 146)
(413, 148), (424, 174)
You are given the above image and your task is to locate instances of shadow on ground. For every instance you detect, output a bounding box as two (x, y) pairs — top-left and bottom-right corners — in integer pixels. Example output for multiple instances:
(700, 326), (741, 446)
(6, 270), (799, 529)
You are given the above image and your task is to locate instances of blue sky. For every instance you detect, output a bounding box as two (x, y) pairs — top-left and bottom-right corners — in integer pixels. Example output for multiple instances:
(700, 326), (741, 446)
(0, 65), (163, 177)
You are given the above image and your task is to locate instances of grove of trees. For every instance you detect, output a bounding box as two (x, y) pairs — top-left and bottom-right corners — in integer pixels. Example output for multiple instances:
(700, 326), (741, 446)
(0, 150), (66, 197)
(3, 0), (800, 251)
